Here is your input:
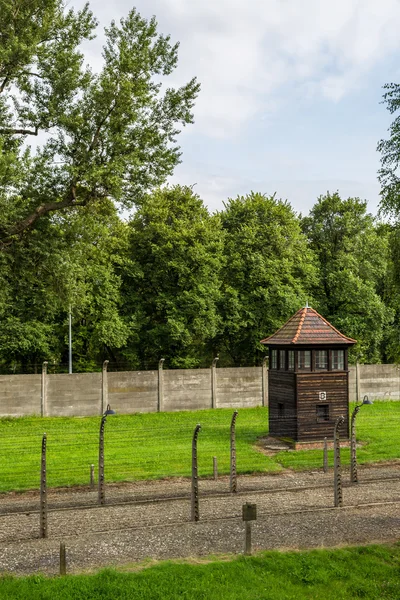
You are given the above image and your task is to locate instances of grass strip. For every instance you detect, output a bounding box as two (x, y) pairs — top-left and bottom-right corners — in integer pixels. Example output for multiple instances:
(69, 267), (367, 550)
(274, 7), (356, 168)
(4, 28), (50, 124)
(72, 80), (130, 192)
(1, 544), (400, 599)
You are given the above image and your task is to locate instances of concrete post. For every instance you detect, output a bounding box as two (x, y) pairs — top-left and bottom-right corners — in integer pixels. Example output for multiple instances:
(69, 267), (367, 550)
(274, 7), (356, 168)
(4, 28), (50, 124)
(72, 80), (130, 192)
(245, 522), (252, 555)
(262, 356), (268, 407)
(158, 358), (165, 412)
(41, 361), (48, 417)
(242, 503), (257, 555)
(350, 405), (361, 484)
(40, 433), (47, 538)
(213, 456), (218, 480)
(211, 357), (219, 409)
(101, 360), (109, 415)
(323, 437), (328, 473)
(356, 362), (361, 404)
(333, 416), (344, 507)
(230, 410), (239, 493)
(191, 424), (201, 522)
(60, 542), (66, 575)
(98, 415), (106, 505)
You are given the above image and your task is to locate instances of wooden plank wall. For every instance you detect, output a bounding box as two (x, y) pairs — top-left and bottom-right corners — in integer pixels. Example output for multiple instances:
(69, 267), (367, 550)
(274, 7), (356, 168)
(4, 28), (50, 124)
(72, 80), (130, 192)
(268, 371), (297, 438)
(297, 372), (349, 440)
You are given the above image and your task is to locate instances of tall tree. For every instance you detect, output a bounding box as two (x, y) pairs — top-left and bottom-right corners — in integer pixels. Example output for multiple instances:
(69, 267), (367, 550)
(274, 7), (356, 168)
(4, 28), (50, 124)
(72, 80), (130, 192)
(302, 192), (392, 363)
(377, 83), (400, 216)
(0, 1), (199, 244)
(218, 192), (317, 366)
(121, 185), (222, 369)
(0, 201), (129, 372)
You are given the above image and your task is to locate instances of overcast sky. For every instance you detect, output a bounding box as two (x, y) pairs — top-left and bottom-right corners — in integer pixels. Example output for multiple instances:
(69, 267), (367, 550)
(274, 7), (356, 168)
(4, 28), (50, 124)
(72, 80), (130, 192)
(73, 0), (400, 216)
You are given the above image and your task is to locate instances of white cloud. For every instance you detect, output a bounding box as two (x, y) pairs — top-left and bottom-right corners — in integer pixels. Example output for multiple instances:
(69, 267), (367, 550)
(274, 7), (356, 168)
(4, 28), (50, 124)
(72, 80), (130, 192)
(136, 0), (400, 134)
(73, 0), (400, 137)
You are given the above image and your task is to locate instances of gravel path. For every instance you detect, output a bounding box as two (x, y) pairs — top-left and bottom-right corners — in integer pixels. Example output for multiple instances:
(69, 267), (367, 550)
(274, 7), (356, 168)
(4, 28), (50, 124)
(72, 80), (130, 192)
(0, 464), (400, 576)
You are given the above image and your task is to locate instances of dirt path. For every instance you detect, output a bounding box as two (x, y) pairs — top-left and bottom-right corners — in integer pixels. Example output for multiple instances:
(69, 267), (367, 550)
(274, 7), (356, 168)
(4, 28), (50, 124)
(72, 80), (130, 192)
(0, 464), (399, 576)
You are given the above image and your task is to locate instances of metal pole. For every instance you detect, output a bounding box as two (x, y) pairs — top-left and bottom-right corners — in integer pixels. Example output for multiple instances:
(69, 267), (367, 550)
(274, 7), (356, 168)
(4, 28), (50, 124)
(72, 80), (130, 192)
(68, 306), (72, 374)
(90, 464), (95, 488)
(191, 424), (201, 522)
(40, 433), (47, 538)
(323, 437), (328, 473)
(350, 405), (361, 484)
(333, 416), (344, 507)
(230, 410), (239, 493)
(98, 415), (106, 505)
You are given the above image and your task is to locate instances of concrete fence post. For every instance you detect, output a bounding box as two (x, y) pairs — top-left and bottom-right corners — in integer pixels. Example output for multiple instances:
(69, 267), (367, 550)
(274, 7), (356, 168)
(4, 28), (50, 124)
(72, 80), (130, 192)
(158, 358), (165, 412)
(101, 360), (109, 415)
(213, 456), (218, 480)
(262, 356), (268, 407)
(230, 410), (239, 493)
(98, 415), (106, 505)
(211, 357), (219, 409)
(333, 416), (344, 507)
(323, 437), (328, 473)
(356, 362), (361, 404)
(40, 433), (47, 538)
(350, 405), (361, 484)
(242, 503), (257, 555)
(41, 361), (48, 417)
(191, 424), (201, 522)
(59, 542), (66, 575)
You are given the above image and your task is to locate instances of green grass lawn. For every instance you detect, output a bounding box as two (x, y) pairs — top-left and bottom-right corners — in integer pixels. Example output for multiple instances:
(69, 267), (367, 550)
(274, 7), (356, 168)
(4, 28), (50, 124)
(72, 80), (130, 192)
(0, 407), (276, 492)
(1, 544), (400, 599)
(275, 401), (400, 471)
(0, 402), (400, 493)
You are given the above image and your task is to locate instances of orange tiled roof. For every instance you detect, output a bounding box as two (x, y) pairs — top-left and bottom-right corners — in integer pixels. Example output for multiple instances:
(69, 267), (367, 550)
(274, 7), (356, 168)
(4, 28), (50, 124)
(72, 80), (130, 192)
(260, 307), (357, 346)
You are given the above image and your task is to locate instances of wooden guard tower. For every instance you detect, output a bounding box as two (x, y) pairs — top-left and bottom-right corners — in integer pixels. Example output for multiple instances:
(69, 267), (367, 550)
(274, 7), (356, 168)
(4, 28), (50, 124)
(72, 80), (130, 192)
(261, 306), (356, 442)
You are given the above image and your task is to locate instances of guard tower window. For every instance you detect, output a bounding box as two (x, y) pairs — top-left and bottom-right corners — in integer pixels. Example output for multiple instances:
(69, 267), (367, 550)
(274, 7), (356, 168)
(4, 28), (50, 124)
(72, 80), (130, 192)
(279, 350), (286, 370)
(288, 350), (295, 371)
(271, 349), (277, 369)
(332, 350), (344, 370)
(316, 350), (328, 370)
(278, 403), (285, 418)
(316, 404), (329, 421)
(298, 350), (311, 370)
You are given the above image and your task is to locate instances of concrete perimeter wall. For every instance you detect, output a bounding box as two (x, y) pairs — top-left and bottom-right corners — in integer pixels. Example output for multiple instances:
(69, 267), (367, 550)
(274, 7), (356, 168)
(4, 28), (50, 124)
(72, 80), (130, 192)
(0, 364), (399, 417)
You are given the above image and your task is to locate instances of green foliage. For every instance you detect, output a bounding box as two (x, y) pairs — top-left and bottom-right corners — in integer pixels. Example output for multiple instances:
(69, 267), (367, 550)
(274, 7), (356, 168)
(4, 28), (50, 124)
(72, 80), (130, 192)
(379, 224), (400, 363)
(1, 544), (400, 599)
(302, 192), (392, 363)
(122, 185), (223, 368)
(377, 82), (400, 217)
(0, 201), (129, 371)
(217, 192), (317, 365)
(0, 1), (199, 241)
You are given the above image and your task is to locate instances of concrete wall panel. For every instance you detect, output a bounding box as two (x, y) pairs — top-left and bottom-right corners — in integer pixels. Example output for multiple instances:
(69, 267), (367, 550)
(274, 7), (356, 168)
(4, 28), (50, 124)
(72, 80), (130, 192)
(108, 371), (158, 413)
(0, 375), (41, 416)
(46, 373), (101, 417)
(163, 369), (211, 412)
(0, 364), (399, 417)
